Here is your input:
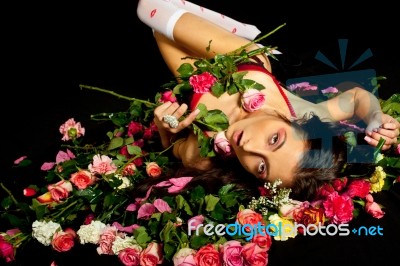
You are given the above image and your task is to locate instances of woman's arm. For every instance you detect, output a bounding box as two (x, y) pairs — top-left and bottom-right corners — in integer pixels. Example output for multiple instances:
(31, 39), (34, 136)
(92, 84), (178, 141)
(314, 87), (399, 150)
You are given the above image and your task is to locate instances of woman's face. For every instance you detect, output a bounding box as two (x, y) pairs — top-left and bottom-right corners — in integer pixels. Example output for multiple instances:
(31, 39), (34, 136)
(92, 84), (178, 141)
(225, 111), (307, 186)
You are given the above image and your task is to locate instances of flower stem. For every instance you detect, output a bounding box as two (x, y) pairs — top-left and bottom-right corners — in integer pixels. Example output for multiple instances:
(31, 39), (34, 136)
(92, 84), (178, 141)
(229, 23), (286, 55)
(79, 84), (157, 106)
(0, 182), (19, 206)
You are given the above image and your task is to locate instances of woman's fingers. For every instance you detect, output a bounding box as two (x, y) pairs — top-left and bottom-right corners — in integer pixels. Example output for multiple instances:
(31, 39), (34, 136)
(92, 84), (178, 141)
(364, 130), (397, 150)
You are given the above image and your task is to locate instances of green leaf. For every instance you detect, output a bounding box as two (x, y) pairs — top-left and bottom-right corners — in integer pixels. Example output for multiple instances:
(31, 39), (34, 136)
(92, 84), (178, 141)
(127, 145), (142, 156)
(241, 79), (265, 91)
(134, 226), (152, 244)
(159, 220), (176, 243)
(177, 63), (195, 78)
(107, 137), (124, 150)
(175, 195), (193, 216)
(211, 82), (225, 97)
(205, 195), (220, 212)
(190, 234), (212, 250)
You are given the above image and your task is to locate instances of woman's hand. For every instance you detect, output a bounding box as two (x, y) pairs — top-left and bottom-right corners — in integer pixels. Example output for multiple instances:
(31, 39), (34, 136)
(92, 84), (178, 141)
(153, 101), (200, 148)
(364, 113), (400, 150)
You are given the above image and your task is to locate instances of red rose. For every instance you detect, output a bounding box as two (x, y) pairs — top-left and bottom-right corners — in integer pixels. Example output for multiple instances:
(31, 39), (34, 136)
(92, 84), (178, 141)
(241, 243), (268, 266)
(331, 177), (348, 192)
(70, 170), (97, 190)
(189, 72), (217, 94)
(0, 236), (15, 262)
(236, 209), (264, 231)
(127, 121), (144, 137)
(195, 244), (221, 266)
(146, 162), (162, 178)
(51, 230), (76, 252)
(160, 90), (177, 103)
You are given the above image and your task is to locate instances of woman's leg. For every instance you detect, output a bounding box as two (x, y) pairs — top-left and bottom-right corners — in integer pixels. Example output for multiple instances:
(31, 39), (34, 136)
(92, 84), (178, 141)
(169, 0), (261, 40)
(137, 0), (261, 41)
(138, 0), (271, 73)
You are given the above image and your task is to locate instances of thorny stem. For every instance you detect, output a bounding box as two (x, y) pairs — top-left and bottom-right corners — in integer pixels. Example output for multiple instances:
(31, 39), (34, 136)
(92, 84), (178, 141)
(79, 84), (157, 106)
(0, 182), (19, 206)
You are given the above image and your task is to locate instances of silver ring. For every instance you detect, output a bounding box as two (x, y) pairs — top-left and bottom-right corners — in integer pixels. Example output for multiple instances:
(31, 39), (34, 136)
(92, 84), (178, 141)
(162, 115), (179, 128)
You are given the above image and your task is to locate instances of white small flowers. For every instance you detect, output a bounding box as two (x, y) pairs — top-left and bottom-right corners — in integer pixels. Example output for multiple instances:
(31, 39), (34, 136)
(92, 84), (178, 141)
(32, 220), (61, 246)
(76, 220), (107, 244)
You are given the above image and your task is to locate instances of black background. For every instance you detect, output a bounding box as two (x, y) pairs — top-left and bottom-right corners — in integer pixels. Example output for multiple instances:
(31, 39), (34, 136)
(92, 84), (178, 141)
(2, 1), (400, 265)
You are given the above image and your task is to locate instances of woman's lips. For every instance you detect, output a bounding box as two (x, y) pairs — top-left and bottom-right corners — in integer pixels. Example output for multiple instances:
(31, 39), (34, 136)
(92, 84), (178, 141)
(232, 130), (243, 146)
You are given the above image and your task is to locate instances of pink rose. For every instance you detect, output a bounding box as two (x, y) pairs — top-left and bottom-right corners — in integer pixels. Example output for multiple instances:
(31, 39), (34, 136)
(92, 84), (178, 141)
(213, 131), (234, 157)
(146, 162), (162, 178)
(189, 72), (217, 94)
(160, 90), (177, 103)
(70, 170), (97, 190)
(323, 191), (354, 224)
(221, 240), (243, 266)
(241, 243), (268, 266)
(195, 244), (221, 266)
(118, 246), (143, 266)
(241, 89), (265, 112)
(173, 247), (197, 266)
(97, 226), (118, 255)
(51, 230), (76, 252)
(365, 194), (385, 219)
(88, 154), (117, 175)
(236, 209), (264, 229)
(139, 242), (163, 266)
(251, 233), (272, 250)
(47, 180), (73, 203)
(59, 118), (85, 141)
(0, 235), (15, 262)
(344, 179), (371, 198)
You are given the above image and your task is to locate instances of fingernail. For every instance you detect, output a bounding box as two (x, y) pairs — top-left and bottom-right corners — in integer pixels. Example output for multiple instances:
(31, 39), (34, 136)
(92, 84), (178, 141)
(193, 109), (200, 115)
(364, 136), (372, 142)
(373, 128), (378, 132)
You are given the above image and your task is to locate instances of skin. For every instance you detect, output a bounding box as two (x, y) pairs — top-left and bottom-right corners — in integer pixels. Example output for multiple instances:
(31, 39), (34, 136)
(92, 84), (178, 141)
(225, 110), (307, 186)
(149, 12), (400, 184)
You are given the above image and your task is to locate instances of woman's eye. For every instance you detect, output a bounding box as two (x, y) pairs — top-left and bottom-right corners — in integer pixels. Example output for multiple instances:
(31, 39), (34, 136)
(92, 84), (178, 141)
(258, 160), (266, 174)
(270, 134), (278, 145)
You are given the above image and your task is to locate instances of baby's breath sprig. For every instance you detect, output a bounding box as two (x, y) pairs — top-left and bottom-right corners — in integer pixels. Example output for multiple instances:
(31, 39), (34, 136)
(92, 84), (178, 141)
(247, 179), (292, 215)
